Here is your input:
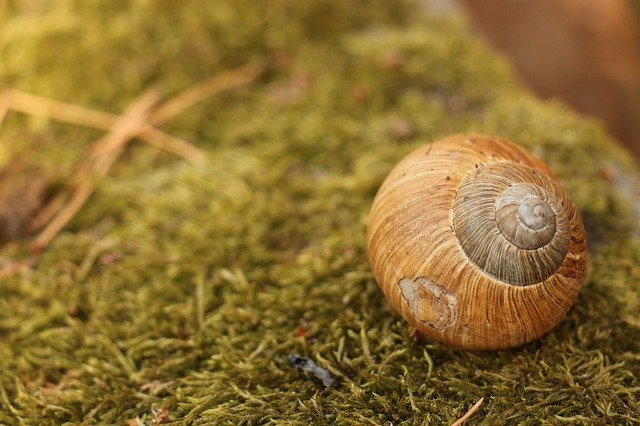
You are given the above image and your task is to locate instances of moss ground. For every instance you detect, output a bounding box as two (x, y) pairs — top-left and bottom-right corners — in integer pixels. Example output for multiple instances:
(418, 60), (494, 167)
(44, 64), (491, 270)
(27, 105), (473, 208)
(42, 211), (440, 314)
(1, 1), (639, 424)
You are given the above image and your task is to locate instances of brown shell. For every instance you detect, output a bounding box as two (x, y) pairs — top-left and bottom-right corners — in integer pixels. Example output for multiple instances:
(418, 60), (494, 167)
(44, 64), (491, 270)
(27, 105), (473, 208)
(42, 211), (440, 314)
(366, 134), (587, 350)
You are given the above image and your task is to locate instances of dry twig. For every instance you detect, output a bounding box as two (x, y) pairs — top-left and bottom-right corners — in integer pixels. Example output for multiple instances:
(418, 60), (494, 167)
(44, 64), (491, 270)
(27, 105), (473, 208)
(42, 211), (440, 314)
(452, 397), (484, 426)
(0, 62), (265, 252)
(4, 62), (264, 166)
(28, 191), (69, 234)
(8, 90), (114, 129)
(149, 62), (264, 125)
(0, 92), (11, 129)
(6, 90), (207, 165)
(32, 89), (161, 249)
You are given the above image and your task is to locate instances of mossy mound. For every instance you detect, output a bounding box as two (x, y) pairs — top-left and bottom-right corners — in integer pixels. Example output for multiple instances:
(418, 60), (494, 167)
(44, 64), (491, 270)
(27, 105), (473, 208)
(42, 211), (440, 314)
(1, 1), (639, 424)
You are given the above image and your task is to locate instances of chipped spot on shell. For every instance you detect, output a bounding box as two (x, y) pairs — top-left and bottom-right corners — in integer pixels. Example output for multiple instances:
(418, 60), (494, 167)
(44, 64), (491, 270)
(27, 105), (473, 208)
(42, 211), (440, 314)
(398, 277), (458, 331)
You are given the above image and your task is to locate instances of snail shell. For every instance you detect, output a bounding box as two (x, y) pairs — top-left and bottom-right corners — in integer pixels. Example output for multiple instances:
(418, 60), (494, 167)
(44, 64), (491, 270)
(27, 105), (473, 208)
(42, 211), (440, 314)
(367, 134), (587, 350)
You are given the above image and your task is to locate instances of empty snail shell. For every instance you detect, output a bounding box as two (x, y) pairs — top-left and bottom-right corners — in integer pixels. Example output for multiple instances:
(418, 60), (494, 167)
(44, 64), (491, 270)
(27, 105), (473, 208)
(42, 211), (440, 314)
(366, 134), (587, 350)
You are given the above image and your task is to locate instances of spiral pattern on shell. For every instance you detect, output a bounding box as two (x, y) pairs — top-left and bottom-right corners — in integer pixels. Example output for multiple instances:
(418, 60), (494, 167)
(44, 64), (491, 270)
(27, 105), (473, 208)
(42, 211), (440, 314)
(367, 134), (587, 350)
(452, 162), (571, 286)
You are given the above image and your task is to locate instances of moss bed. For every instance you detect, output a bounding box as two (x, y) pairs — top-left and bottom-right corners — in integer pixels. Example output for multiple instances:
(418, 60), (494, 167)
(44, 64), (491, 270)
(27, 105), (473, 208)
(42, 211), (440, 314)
(1, 1), (639, 424)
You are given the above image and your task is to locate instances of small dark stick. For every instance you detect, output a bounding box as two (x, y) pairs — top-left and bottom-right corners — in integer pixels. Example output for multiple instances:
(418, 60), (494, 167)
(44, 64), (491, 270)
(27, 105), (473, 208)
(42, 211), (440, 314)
(288, 354), (334, 388)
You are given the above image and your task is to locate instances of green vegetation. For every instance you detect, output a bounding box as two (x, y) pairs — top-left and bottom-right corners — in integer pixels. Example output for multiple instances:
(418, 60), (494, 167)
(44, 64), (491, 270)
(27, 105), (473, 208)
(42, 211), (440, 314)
(1, 1), (639, 424)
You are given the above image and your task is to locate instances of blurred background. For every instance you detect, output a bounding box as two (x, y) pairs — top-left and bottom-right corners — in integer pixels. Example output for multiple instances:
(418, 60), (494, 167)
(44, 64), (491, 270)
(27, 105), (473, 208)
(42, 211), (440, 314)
(458, 0), (640, 161)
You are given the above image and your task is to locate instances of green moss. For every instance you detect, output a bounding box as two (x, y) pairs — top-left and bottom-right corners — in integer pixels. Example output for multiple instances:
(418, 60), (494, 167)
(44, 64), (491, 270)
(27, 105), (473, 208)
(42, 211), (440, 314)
(1, 1), (639, 424)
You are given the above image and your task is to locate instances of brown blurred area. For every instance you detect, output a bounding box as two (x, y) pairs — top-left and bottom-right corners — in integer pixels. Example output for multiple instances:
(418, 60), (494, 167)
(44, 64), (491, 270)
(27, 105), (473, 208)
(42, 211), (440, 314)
(460, 0), (640, 162)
